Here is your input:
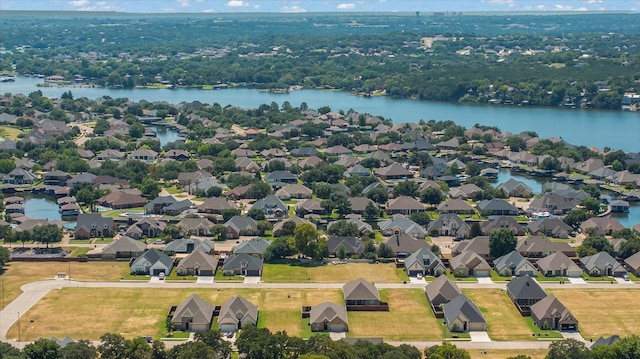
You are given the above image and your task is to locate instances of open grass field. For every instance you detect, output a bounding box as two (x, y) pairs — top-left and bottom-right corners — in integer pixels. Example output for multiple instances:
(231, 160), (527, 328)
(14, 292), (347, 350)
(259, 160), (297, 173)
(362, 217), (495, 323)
(6, 288), (343, 340)
(347, 289), (442, 341)
(0, 125), (24, 141)
(548, 288), (640, 339)
(468, 349), (548, 359)
(262, 262), (403, 283)
(463, 288), (536, 341)
(0, 261), (129, 306)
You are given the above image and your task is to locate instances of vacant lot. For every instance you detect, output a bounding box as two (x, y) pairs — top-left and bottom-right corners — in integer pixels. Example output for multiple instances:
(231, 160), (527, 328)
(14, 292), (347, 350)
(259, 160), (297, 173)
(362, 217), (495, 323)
(463, 288), (534, 341)
(0, 126), (23, 141)
(468, 349), (548, 359)
(262, 262), (403, 283)
(6, 288), (343, 340)
(549, 288), (640, 339)
(0, 261), (129, 306)
(348, 289), (441, 341)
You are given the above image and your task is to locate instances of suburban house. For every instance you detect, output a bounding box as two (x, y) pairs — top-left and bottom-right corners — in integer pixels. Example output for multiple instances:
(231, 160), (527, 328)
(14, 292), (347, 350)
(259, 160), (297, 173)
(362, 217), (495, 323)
(449, 184), (483, 199)
(125, 218), (166, 239)
(43, 170), (70, 186)
(197, 197), (237, 215)
(233, 237), (272, 257)
(427, 213), (471, 239)
(273, 216), (316, 236)
(176, 217), (216, 236)
(497, 178), (533, 198)
(477, 199), (519, 216)
(221, 253), (263, 276)
(165, 149), (191, 161)
(536, 252), (583, 278)
(235, 157), (261, 173)
(528, 193), (578, 215)
(425, 275), (462, 317)
(624, 251), (640, 276)
(527, 218), (574, 238)
(251, 194), (288, 219)
(275, 184), (312, 200)
(378, 218), (427, 239)
(171, 294), (215, 332)
(443, 294), (486, 332)
(74, 213), (115, 239)
(385, 196), (425, 215)
(223, 216), (259, 239)
(98, 190), (147, 209)
(217, 296), (258, 332)
(449, 250), (492, 277)
(580, 218), (624, 236)
(517, 236), (575, 258)
(164, 238), (214, 255)
(506, 275), (547, 314)
(264, 170), (297, 185)
(375, 162), (413, 180)
(404, 247), (446, 277)
(130, 248), (174, 276)
(383, 232), (430, 257)
(176, 251), (219, 276)
(348, 197), (376, 214)
(144, 196), (180, 215)
(163, 199), (194, 216)
(100, 236), (146, 259)
(580, 252), (627, 277)
(493, 250), (537, 277)
(436, 199), (475, 214)
(452, 236), (491, 259)
(129, 148), (158, 163)
(327, 236), (364, 257)
(296, 199), (326, 215)
(3, 168), (38, 185)
(309, 302), (349, 333)
(343, 278), (385, 310)
(530, 295), (578, 331)
(481, 216), (525, 236)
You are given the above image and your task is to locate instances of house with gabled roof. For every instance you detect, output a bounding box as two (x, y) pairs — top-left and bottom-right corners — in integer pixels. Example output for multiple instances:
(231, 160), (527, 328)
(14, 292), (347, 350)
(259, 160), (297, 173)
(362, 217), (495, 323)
(233, 237), (271, 256)
(443, 294), (486, 332)
(328, 217), (372, 236)
(125, 217), (166, 239)
(375, 162), (413, 180)
(497, 178), (533, 198)
(624, 251), (640, 276)
(427, 213), (471, 239)
(100, 235), (146, 259)
(43, 170), (70, 186)
(449, 184), (483, 200)
(309, 302), (348, 332)
(385, 196), (426, 215)
(580, 252), (627, 277)
(265, 170), (297, 185)
(144, 195), (178, 214)
(222, 253), (263, 276)
(130, 248), (173, 276)
(452, 236), (491, 259)
(528, 218), (574, 238)
(528, 193), (577, 215)
(296, 199), (326, 215)
(383, 232), (430, 257)
(517, 236), (575, 258)
(506, 275), (547, 314)
(235, 157), (261, 173)
(343, 278), (385, 309)
(171, 294), (215, 332)
(494, 250), (537, 277)
(197, 197), (236, 215)
(536, 252), (582, 278)
(580, 218), (624, 236)
(425, 275), (462, 317)
(74, 213), (115, 239)
(164, 237), (214, 255)
(449, 250), (492, 277)
(404, 247), (445, 277)
(477, 199), (519, 216)
(223, 216), (259, 239)
(129, 148), (158, 163)
(218, 295), (258, 332)
(251, 194), (288, 219)
(176, 251), (218, 276)
(176, 217), (216, 236)
(276, 184), (312, 200)
(327, 236), (364, 257)
(3, 168), (37, 185)
(530, 295), (578, 331)
(437, 199), (475, 214)
(481, 216), (525, 236)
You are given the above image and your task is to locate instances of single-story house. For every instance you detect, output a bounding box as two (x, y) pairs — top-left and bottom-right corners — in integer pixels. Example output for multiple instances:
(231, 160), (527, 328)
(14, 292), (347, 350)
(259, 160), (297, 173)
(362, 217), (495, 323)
(327, 236), (364, 257)
(477, 199), (519, 216)
(436, 199), (475, 214)
(385, 196), (425, 215)
(452, 236), (490, 259)
(100, 235), (146, 259)
(527, 218), (575, 239)
(251, 194), (288, 219)
(276, 184), (312, 200)
(176, 250), (219, 276)
(517, 236), (575, 258)
(383, 232), (430, 257)
(223, 216), (259, 239)
(497, 178), (533, 198)
(530, 295), (578, 331)
(404, 247), (446, 277)
(217, 295), (258, 332)
(506, 275), (547, 313)
(309, 302), (349, 332)
(233, 237), (272, 257)
(449, 250), (492, 278)
(425, 275), (462, 316)
(197, 197), (237, 215)
(130, 249), (174, 276)
(171, 294), (215, 332)
(536, 252), (583, 278)
(343, 278), (382, 307)
(74, 213), (115, 239)
(164, 238), (214, 255)
(493, 250), (537, 277)
(443, 294), (486, 332)
(378, 218), (427, 239)
(580, 218), (624, 236)
(176, 217), (216, 237)
(427, 213), (471, 239)
(221, 253), (263, 276)
(624, 251), (640, 276)
(580, 252), (627, 277)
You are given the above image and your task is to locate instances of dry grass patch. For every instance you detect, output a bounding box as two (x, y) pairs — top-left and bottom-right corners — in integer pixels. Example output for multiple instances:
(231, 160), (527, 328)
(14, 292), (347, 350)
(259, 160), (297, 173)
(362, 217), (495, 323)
(463, 288), (533, 341)
(348, 289), (441, 341)
(6, 287), (342, 340)
(262, 262), (402, 283)
(0, 261), (129, 306)
(548, 288), (640, 339)
(468, 349), (548, 359)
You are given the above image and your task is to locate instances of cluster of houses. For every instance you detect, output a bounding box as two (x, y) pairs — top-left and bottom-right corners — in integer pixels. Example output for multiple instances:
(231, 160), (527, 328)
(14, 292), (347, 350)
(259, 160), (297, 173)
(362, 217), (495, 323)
(169, 294), (258, 333)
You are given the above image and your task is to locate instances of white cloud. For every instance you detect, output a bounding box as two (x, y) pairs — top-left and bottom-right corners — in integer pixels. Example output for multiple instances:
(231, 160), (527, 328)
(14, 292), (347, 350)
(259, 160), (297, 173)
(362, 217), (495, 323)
(588, 0), (603, 4)
(68, 0), (89, 7)
(554, 4), (573, 10)
(227, 0), (246, 7)
(281, 5), (306, 12)
(487, 0), (516, 6)
(337, 3), (356, 10)
(177, 0), (190, 7)
(253, 4), (260, 9)
(575, 6), (588, 11)
(202, 8), (214, 12)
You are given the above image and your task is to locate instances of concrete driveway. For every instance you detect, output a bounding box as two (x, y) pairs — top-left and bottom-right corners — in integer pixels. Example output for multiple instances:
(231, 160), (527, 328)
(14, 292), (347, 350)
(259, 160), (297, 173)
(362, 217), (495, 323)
(244, 276), (261, 284)
(409, 276), (426, 284)
(469, 331), (491, 342)
(568, 277), (586, 284)
(196, 276), (214, 284)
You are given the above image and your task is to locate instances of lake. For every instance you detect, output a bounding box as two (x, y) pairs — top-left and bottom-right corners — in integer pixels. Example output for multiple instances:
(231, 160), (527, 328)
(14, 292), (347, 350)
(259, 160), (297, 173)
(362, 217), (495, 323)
(1, 77), (638, 152)
(151, 125), (178, 147)
(24, 195), (61, 221)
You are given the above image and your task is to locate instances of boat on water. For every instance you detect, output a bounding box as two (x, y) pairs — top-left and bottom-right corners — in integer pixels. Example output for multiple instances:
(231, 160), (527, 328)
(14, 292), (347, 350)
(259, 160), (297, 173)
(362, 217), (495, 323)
(0, 77), (16, 82)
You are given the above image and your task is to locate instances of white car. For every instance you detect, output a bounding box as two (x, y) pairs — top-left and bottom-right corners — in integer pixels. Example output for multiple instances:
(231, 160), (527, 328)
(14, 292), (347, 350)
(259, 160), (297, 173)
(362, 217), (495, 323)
(158, 272), (165, 280)
(153, 240), (165, 245)
(416, 274), (423, 280)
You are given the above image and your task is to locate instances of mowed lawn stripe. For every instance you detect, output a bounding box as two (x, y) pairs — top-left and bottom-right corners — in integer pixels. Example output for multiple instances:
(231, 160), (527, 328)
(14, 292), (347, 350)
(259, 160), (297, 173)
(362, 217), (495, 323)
(6, 288), (343, 341)
(548, 288), (640, 339)
(262, 262), (403, 283)
(463, 288), (534, 341)
(347, 289), (441, 341)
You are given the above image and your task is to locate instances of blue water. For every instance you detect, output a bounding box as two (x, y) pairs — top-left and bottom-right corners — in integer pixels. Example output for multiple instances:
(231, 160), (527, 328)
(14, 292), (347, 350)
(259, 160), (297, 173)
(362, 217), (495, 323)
(1, 77), (638, 152)
(151, 125), (178, 147)
(24, 196), (61, 221)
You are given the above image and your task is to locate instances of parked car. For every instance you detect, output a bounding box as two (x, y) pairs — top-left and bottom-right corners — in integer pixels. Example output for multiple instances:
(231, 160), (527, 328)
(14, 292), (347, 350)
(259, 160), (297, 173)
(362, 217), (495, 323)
(416, 274), (423, 280)
(153, 240), (165, 245)
(158, 272), (165, 280)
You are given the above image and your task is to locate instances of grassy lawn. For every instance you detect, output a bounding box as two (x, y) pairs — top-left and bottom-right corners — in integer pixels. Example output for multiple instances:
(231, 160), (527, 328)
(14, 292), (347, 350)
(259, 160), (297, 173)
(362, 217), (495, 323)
(99, 208), (145, 218)
(0, 261), (130, 306)
(214, 268), (243, 282)
(0, 125), (24, 140)
(68, 239), (92, 244)
(581, 273), (618, 283)
(468, 349), (548, 359)
(445, 268), (478, 282)
(6, 288), (342, 340)
(548, 288), (640, 339)
(536, 273), (567, 282)
(261, 262), (403, 283)
(490, 270), (513, 282)
(463, 288), (535, 341)
(523, 316), (563, 339)
(163, 185), (185, 195)
(348, 289), (442, 341)
(64, 247), (91, 257)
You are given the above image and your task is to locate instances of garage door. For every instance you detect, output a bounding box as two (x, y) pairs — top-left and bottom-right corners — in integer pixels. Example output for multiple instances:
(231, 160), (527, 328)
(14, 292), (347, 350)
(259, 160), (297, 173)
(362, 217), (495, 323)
(199, 269), (214, 276)
(219, 324), (237, 333)
(330, 323), (346, 332)
(475, 270), (490, 277)
(152, 269), (165, 276)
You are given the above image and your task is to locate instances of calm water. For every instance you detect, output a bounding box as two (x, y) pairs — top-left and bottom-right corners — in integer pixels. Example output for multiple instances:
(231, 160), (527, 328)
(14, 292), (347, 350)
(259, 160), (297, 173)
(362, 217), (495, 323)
(1, 77), (639, 152)
(24, 196), (61, 221)
(151, 125), (178, 147)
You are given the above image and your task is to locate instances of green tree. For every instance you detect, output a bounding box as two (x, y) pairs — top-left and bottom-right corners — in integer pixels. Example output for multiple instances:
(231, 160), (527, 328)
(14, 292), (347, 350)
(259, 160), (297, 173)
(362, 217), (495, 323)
(124, 337), (152, 359)
(366, 187), (389, 204)
(337, 244), (347, 259)
(169, 341), (217, 359)
(393, 180), (419, 197)
(0, 158), (16, 174)
(23, 339), (60, 359)
(410, 212), (431, 226)
(577, 236), (614, 257)
(420, 187), (444, 207)
(294, 223), (327, 260)
(193, 330), (231, 358)
(151, 341), (166, 359)
(377, 242), (393, 258)
(580, 197), (601, 214)
(93, 118), (110, 135)
(424, 342), (470, 359)
(221, 208), (241, 222)
(264, 237), (293, 261)
(140, 178), (161, 199)
(564, 209), (589, 227)
(327, 220), (359, 237)
(546, 338), (591, 359)
(32, 224), (63, 248)
(60, 340), (97, 359)
(470, 222), (483, 238)
(505, 136), (527, 152)
(489, 228), (517, 258)
(247, 208), (265, 221)
(0, 342), (23, 359)
(98, 333), (127, 359)
(129, 122), (145, 138)
(363, 201), (379, 220)
(0, 247), (10, 267)
(246, 182), (272, 199)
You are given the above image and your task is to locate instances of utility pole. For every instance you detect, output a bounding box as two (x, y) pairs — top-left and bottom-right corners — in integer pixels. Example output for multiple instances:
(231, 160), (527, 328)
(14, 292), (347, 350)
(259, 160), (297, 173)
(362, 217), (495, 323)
(17, 311), (20, 343)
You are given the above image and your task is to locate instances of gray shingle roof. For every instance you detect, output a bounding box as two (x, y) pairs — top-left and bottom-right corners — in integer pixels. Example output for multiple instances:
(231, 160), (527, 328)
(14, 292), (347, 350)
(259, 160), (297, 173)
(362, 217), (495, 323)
(343, 278), (380, 301)
(443, 294), (485, 326)
(506, 275), (546, 301)
(425, 275), (462, 306)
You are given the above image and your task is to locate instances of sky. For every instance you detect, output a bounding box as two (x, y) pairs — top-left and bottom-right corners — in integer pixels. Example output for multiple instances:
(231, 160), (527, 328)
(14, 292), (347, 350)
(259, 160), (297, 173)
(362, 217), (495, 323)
(0, 0), (638, 13)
